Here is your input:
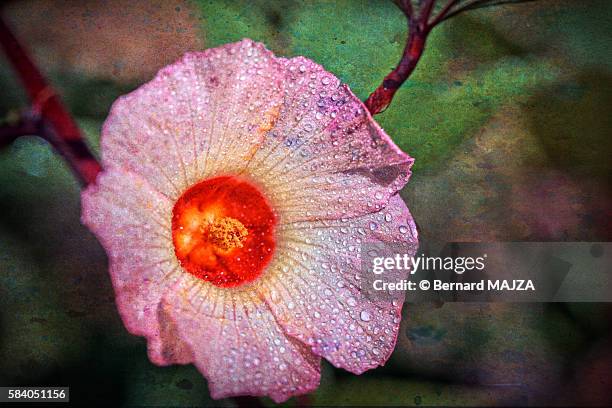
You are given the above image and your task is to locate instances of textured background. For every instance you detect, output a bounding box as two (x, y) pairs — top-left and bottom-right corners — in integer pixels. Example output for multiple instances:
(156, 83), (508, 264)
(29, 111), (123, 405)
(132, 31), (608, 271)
(0, 0), (611, 406)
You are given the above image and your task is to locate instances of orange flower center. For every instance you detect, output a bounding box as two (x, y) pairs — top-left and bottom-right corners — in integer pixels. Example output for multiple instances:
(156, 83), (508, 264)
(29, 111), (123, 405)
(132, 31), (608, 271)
(171, 176), (276, 287)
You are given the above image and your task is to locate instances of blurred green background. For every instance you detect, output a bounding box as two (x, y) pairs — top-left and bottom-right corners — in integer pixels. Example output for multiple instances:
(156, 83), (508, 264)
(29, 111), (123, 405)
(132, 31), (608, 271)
(0, 0), (611, 406)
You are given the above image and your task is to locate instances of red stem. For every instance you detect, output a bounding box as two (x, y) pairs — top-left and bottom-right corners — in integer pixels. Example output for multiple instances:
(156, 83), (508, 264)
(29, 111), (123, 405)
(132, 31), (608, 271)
(363, 0), (482, 115)
(0, 15), (100, 186)
(429, 0), (460, 27)
(365, 0), (439, 115)
(366, 29), (426, 115)
(364, 0), (539, 115)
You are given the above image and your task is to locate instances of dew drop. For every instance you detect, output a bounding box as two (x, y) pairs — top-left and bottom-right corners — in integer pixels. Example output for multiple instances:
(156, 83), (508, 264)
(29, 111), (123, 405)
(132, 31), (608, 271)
(360, 310), (371, 321)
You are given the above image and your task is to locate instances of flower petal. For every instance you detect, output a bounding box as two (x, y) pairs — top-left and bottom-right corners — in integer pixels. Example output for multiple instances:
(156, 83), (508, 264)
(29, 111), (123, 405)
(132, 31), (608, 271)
(161, 275), (321, 403)
(81, 168), (185, 364)
(257, 194), (418, 373)
(100, 39), (285, 199)
(83, 169), (321, 402)
(247, 57), (413, 222)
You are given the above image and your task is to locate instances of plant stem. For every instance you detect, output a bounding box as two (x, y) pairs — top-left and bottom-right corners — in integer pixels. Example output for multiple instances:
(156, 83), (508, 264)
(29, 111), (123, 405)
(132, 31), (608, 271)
(0, 15), (100, 186)
(364, 0), (438, 115)
(364, 0), (537, 115)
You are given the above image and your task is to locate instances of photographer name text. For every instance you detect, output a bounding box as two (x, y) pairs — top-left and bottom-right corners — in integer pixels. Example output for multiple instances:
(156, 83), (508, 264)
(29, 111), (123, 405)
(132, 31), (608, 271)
(373, 279), (535, 292)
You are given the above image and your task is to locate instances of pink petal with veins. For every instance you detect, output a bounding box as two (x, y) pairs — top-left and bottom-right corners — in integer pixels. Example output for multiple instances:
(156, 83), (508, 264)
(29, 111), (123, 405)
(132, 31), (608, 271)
(161, 278), (321, 403)
(257, 194), (418, 373)
(247, 56), (414, 222)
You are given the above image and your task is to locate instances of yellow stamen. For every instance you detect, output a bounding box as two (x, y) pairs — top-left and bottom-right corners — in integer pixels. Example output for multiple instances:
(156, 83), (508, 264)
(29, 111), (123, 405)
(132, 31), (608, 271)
(208, 217), (248, 251)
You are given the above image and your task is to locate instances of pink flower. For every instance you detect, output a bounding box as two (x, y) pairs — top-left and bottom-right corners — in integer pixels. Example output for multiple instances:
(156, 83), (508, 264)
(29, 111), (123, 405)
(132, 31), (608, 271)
(81, 39), (418, 402)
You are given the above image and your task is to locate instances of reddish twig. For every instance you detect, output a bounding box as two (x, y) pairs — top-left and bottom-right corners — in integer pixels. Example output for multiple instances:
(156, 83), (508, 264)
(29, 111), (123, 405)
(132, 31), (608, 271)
(429, 0), (460, 28)
(0, 15), (100, 186)
(364, 0), (538, 115)
(364, 0), (437, 115)
(440, 0), (538, 23)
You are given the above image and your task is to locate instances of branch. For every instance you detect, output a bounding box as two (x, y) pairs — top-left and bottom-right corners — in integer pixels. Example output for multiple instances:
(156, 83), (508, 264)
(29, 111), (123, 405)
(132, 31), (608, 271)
(439, 0), (538, 24)
(429, 0), (460, 28)
(0, 15), (100, 186)
(364, 0), (539, 115)
(419, 0), (437, 29)
(364, 0), (433, 115)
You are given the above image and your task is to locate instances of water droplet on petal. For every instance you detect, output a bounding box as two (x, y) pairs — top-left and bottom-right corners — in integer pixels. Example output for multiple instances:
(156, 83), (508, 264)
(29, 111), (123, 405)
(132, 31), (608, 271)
(360, 310), (371, 321)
